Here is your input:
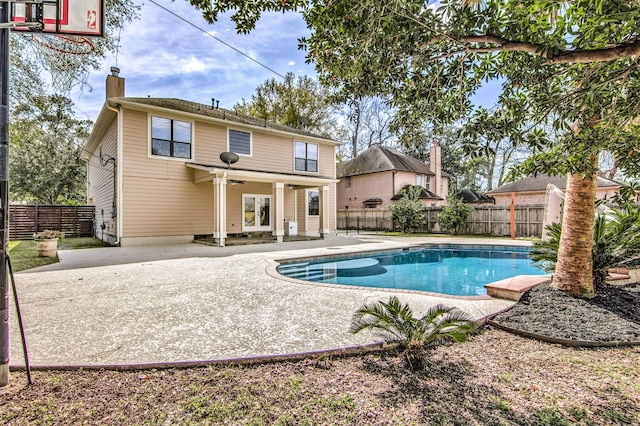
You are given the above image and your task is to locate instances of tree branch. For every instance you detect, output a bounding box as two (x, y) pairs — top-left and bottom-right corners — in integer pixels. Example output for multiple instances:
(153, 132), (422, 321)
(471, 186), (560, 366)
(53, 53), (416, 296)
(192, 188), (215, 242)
(432, 34), (640, 64)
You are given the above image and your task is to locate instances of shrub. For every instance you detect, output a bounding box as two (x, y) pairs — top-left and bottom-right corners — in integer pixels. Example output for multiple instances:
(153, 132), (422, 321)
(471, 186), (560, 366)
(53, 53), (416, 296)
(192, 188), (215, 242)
(349, 296), (476, 370)
(389, 197), (425, 233)
(531, 206), (640, 288)
(437, 196), (474, 235)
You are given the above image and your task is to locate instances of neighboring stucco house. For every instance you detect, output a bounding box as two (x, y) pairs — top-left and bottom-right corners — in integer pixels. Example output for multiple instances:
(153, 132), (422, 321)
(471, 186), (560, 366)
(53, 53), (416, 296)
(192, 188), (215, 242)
(83, 70), (340, 246)
(486, 174), (621, 206)
(337, 144), (449, 209)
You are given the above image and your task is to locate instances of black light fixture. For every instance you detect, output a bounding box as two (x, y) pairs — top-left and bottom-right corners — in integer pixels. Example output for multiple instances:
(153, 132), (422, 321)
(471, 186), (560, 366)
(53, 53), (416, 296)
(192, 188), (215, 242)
(219, 152), (239, 169)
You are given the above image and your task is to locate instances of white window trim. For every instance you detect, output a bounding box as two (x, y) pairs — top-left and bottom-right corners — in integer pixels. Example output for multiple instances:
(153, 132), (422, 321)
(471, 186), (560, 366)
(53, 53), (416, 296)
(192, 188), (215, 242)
(293, 140), (319, 174)
(227, 128), (253, 157)
(306, 188), (320, 217)
(148, 114), (195, 162)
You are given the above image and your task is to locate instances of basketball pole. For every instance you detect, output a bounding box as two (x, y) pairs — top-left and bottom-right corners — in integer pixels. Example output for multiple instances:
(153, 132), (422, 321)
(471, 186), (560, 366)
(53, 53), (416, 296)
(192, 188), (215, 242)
(0, 0), (10, 387)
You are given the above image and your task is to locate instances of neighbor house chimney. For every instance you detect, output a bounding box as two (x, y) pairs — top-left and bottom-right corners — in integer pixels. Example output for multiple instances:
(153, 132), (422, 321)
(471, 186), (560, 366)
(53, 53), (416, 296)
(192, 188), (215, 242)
(429, 141), (442, 197)
(106, 66), (125, 99)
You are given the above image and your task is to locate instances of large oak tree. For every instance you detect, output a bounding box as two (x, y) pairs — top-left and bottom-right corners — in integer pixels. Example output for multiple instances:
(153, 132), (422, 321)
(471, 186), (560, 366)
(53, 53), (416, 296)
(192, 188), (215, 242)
(189, 0), (640, 297)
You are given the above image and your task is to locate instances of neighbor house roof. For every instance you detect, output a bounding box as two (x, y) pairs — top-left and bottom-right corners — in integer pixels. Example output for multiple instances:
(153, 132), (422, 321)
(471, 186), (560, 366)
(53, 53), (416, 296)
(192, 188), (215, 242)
(338, 145), (444, 177)
(486, 174), (620, 194)
(390, 185), (443, 201)
(457, 188), (495, 204)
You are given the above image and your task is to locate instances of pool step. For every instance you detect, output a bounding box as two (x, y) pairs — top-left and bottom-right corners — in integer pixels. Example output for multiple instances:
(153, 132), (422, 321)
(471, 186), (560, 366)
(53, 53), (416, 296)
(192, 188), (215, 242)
(484, 275), (551, 301)
(279, 265), (336, 281)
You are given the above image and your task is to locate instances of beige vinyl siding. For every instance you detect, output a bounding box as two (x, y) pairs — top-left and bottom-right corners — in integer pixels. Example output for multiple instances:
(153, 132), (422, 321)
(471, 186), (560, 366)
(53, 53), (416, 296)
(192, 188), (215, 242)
(122, 176), (213, 236)
(113, 107), (337, 239)
(284, 189), (296, 223)
(120, 109), (214, 237)
(225, 187), (243, 234)
(193, 122), (226, 163)
(87, 120), (118, 242)
(317, 143), (336, 177)
(190, 124), (336, 178)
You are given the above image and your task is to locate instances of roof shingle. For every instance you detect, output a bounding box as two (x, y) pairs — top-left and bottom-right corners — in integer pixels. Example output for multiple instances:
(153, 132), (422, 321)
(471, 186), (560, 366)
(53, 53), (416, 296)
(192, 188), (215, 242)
(486, 174), (620, 194)
(113, 97), (333, 141)
(338, 145), (437, 177)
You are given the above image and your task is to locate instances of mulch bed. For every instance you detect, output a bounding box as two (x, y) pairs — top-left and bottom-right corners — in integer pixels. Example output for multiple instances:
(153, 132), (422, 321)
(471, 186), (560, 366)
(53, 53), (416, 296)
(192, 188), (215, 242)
(491, 281), (640, 343)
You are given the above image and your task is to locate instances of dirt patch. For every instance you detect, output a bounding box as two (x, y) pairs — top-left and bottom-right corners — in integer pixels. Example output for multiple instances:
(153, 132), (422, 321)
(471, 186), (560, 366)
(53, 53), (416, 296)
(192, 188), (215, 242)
(492, 281), (640, 343)
(1, 330), (639, 425)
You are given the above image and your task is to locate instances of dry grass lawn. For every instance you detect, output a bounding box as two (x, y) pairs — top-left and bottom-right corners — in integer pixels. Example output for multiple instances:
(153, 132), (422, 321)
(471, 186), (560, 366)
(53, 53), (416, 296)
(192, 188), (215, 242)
(2, 329), (639, 425)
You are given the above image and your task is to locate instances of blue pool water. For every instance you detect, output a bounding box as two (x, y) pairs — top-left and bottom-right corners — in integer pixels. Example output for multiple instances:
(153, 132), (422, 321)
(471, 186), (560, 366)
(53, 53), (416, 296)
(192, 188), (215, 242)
(276, 245), (548, 296)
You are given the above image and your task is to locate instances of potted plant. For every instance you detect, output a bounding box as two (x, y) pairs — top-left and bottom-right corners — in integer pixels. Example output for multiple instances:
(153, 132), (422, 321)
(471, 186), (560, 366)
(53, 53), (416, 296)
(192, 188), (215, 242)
(33, 229), (64, 257)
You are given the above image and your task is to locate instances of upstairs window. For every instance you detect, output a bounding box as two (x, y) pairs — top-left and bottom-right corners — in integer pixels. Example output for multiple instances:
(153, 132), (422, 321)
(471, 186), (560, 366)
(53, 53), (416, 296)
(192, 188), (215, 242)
(415, 174), (422, 186)
(345, 176), (351, 188)
(229, 129), (252, 156)
(151, 116), (192, 159)
(295, 141), (318, 172)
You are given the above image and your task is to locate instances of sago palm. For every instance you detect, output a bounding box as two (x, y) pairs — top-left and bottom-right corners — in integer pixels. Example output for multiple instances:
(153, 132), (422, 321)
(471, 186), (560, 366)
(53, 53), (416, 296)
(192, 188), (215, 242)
(531, 207), (640, 289)
(349, 297), (476, 370)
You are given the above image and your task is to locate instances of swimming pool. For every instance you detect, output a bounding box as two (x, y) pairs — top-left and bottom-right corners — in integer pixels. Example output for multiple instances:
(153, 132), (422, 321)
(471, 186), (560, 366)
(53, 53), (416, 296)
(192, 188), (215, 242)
(276, 245), (548, 296)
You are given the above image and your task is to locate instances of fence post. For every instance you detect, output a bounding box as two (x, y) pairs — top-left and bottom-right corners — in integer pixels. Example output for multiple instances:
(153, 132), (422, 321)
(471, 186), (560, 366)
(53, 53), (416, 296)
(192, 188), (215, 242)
(346, 212), (349, 235)
(357, 216), (360, 234)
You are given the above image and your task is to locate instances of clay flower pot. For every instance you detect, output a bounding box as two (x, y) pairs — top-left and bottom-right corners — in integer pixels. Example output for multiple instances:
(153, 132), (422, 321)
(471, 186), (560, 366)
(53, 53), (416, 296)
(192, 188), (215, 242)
(36, 238), (58, 257)
(33, 230), (64, 257)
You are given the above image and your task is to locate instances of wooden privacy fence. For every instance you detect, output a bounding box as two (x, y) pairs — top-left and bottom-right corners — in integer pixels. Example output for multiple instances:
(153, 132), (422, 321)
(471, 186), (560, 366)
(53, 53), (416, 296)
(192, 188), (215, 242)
(9, 205), (95, 239)
(338, 205), (545, 238)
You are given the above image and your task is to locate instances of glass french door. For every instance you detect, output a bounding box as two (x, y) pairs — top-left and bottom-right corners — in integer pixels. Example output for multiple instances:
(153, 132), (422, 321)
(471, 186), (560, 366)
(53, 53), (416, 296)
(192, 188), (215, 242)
(242, 194), (271, 232)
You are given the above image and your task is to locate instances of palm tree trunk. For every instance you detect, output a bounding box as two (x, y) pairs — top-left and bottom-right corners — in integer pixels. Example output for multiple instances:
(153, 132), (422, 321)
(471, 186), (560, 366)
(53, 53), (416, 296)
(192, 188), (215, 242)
(552, 155), (598, 298)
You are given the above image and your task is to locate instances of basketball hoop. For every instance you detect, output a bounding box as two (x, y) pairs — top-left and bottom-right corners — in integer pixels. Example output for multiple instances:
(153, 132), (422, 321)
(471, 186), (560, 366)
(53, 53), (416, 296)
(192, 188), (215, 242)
(8, 0), (104, 91)
(20, 33), (97, 91)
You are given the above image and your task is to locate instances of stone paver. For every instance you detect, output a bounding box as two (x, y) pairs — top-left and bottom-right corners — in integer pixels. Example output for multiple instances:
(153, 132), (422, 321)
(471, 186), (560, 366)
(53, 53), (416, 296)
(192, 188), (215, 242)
(9, 234), (520, 367)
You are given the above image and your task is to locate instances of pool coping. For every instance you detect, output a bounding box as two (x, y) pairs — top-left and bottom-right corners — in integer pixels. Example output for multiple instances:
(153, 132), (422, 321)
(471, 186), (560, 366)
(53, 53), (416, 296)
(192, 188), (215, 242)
(266, 242), (546, 301)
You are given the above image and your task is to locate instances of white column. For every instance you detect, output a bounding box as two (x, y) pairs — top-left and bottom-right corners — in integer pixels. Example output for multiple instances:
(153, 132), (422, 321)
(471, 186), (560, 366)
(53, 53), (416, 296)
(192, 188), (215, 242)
(319, 185), (330, 238)
(273, 182), (285, 243)
(213, 176), (227, 247)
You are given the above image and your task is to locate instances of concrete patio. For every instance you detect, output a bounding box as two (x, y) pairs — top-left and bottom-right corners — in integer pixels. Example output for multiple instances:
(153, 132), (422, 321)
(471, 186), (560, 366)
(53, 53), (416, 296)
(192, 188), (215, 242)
(8, 234), (523, 367)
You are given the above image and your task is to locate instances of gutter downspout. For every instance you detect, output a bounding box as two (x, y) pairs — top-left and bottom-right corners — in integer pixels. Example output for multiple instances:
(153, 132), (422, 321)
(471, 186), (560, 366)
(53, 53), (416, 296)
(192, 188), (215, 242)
(106, 103), (123, 246)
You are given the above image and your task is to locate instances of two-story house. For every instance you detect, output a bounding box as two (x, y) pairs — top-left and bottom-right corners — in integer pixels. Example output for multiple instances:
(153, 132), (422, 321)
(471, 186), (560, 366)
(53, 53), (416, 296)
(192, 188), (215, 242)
(337, 144), (449, 210)
(83, 70), (339, 247)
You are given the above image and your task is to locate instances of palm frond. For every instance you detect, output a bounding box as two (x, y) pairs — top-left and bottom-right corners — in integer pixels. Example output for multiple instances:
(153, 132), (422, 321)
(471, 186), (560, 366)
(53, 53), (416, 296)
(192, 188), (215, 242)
(349, 296), (415, 343)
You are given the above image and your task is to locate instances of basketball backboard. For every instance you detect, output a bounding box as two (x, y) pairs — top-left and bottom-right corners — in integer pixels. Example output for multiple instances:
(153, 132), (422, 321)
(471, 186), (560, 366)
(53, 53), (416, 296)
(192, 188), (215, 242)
(11, 0), (104, 36)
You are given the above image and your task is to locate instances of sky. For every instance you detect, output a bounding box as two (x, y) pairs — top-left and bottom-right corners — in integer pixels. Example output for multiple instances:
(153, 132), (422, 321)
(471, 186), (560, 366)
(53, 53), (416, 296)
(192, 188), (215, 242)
(70, 0), (316, 120)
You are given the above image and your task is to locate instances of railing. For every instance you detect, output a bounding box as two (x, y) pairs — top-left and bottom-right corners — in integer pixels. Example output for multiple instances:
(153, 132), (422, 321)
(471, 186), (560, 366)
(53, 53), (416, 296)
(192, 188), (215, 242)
(9, 205), (95, 239)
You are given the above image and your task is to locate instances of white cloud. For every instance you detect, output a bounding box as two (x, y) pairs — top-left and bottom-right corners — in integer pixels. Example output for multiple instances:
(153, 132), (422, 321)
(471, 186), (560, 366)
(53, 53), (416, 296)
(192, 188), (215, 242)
(181, 56), (206, 73)
(71, 1), (316, 118)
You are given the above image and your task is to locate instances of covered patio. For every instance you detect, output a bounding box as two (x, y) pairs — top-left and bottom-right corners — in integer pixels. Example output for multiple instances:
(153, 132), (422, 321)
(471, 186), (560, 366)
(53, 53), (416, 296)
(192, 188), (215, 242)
(187, 163), (338, 247)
